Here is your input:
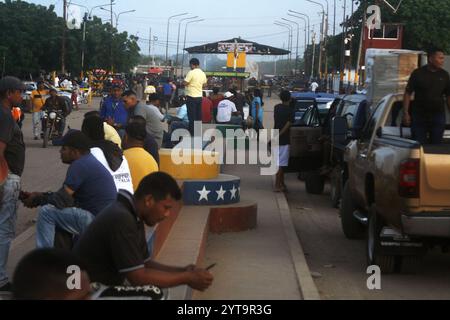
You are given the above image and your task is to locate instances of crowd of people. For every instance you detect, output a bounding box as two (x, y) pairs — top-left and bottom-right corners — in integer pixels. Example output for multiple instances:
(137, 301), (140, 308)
(0, 70), (215, 299)
(0, 56), (304, 300)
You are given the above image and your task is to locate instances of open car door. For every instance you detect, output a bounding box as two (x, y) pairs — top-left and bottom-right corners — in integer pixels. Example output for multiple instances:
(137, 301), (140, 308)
(288, 105), (324, 173)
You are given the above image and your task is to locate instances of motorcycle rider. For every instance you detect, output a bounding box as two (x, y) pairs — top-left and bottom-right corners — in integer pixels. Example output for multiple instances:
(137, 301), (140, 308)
(42, 88), (68, 137)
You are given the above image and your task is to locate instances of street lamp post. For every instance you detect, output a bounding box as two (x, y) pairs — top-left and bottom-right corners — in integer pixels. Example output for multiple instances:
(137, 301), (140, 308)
(282, 18), (300, 75)
(274, 22), (293, 74)
(176, 16), (199, 75)
(181, 19), (204, 77)
(71, 2), (115, 77)
(306, 0), (326, 79)
(289, 10), (310, 46)
(166, 13), (188, 65)
(116, 10), (136, 29)
(287, 14), (308, 74)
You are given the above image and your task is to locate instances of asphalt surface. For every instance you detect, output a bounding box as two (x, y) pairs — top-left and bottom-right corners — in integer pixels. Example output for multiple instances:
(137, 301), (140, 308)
(285, 175), (450, 300)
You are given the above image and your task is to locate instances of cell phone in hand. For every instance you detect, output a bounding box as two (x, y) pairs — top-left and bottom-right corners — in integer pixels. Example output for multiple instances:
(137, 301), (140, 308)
(206, 263), (217, 271)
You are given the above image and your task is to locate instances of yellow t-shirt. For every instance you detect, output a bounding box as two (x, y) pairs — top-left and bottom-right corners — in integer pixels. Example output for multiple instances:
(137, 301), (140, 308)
(184, 68), (207, 98)
(103, 122), (122, 149)
(144, 86), (156, 94)
(31, 90), (49, 112)
(124, 147), (159, 191)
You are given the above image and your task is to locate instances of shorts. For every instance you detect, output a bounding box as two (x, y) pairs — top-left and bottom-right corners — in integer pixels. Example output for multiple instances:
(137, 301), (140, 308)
(278, 145), (290, 167)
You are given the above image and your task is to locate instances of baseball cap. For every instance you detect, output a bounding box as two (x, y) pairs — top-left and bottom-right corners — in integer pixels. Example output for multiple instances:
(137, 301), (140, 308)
(0, 76), (26, 92)
(224, 92), (234, 99)
(61, 130), (91, 151)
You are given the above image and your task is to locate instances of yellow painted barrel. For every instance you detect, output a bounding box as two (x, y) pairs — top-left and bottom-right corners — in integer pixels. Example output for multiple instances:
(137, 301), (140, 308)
(159, 149), (220, 180)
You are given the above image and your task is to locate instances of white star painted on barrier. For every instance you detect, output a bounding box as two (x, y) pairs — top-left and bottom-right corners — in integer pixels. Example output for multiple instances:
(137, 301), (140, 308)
(230, 185), (238, 200)
(197, 186), (211, 202)
(216, 186), (226, 201)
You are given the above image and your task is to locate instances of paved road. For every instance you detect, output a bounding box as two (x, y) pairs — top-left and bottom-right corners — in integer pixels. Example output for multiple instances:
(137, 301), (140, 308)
(285, 174), (450, 300)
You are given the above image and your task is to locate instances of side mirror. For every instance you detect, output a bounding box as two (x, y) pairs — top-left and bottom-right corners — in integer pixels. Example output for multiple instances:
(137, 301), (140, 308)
(331, 116), (348, 144)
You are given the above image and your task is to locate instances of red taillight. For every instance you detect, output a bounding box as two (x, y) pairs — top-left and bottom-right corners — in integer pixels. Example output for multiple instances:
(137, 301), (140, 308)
(399, 159), (420, 198)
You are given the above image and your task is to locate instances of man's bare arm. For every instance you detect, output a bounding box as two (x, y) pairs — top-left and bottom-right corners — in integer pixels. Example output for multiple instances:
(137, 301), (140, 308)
(403, 92), (413, 126)
(126, 267), (213, 291)
(145, 260), (188, 273)
(0, 141), (8, 185)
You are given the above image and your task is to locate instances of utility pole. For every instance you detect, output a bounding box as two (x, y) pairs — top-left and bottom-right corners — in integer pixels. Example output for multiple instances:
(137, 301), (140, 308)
(110, 0), (114, 73)
(311, 32), (316, 79)
(81, 12), (88, 78)
(148, 28), (152, 61)
(340, 0), (347, 93)
(333, 0), (336, 36)
(62, 0), (67, 74)
(356, 2), (368, 88)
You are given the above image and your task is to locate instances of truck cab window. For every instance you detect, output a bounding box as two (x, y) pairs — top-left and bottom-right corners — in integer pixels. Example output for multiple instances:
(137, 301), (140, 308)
(362, 101), (384, 141)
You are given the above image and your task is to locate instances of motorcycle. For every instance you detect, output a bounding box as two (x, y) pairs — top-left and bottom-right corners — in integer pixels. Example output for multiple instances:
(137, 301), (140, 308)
(42, 110), (64, 148)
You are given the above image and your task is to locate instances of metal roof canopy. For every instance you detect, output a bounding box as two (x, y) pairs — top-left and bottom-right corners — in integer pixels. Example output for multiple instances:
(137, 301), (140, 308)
(184, 37), (290, 56)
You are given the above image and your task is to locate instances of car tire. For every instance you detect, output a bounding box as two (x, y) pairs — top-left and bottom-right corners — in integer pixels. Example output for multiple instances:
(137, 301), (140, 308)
(340, 182), (365, 240)
(330, 167), (342, 208)
(305, 171), (325, 195)
(396, 255), (424, 274)
(367, 207), (397, 274)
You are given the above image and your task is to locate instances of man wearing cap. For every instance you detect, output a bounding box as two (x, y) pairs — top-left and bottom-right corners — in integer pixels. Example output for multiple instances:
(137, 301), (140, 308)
(216, 92), (242, 125)
(0, 76), (26, 292)
(30, 81), (49, 140)
(100, 85), (128, 137)
(21, 130), (117, 249)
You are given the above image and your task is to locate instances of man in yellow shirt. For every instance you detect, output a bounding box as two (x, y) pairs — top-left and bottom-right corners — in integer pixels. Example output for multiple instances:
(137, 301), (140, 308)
(183, 58), (207, 135)
(30, 82), (49, 140)
(123, 117), (159, 191)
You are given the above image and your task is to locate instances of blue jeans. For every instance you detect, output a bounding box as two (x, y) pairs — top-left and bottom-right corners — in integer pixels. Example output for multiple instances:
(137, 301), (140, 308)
(36, 205), (94, 249)
(0, 174), (21, 286)
(32, 111), (43, 138)
(186, 97), (202, 136)
(411, 112), (446, 145)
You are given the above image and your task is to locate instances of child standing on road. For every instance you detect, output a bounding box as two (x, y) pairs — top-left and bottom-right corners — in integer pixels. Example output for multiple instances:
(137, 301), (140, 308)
(274, 90), (294, 193)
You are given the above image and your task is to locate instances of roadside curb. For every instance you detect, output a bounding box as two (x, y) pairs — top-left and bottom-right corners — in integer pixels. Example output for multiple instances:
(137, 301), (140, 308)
(273, 177), (321, 300)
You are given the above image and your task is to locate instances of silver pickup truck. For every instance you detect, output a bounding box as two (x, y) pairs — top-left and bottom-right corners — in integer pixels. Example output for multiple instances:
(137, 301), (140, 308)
(336, 93), (450, 273)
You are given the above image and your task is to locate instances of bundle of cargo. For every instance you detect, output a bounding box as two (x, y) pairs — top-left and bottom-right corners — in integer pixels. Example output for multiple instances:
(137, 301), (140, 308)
(365, 49), (427, 106)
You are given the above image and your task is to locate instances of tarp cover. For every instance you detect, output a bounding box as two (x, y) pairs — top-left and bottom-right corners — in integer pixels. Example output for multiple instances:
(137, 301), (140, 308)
(184, 37), (290, 56)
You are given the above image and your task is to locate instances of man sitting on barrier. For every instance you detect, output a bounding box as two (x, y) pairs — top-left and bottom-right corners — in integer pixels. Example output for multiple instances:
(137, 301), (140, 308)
(74, 172), (214, 291)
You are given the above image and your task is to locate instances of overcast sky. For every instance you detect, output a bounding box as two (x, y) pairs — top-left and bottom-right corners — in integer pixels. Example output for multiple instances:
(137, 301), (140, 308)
(31, 0), (358, 60)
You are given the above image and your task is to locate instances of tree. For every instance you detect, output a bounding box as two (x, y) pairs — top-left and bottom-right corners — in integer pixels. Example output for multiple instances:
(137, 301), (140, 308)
(0, 0), (141, 78)
(348, 0), (450, 52)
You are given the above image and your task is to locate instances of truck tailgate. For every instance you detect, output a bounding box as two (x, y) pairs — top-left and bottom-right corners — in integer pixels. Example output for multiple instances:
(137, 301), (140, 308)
(420, 153), (450, 207)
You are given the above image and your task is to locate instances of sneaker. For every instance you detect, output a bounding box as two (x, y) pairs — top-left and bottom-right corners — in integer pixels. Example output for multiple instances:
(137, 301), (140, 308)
(0, 282), (12, 293)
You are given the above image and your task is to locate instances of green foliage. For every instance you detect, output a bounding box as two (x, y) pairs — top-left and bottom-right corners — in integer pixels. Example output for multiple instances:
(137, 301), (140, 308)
(348, 0), (450, 52)
(0, 0), (141, 77)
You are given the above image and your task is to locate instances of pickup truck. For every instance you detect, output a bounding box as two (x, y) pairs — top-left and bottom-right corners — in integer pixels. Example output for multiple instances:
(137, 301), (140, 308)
(337, 93), (450, 273)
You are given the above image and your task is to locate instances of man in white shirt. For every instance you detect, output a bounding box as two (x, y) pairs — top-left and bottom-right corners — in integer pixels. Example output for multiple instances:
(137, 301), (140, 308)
(216, 92), (240, 124)
(81, 115), (134, 194)
(183, 58), (207, 135)
(310, 81), (319, 93)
